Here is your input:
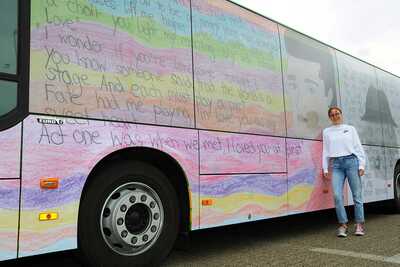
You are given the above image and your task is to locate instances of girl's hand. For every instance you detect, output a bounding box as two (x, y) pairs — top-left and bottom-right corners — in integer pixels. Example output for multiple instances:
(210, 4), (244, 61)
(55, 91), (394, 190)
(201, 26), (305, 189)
(359, 169), (365, 177)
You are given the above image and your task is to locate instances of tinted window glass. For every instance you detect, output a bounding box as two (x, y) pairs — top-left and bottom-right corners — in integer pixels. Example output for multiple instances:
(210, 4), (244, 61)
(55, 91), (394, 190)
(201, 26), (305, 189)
(336, 51), (382, 145)
(280, 27), (339, 140)
(0, 80), (17, 116)
(30, 0), (194, 128)
(376, 70), (400, 147)
(192, 0), (285, 136)
(0, 0), (18, 74)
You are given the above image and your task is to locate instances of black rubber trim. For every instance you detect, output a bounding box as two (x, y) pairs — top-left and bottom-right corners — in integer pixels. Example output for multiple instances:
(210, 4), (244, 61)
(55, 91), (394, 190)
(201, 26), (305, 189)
(0, 0), (30, 131)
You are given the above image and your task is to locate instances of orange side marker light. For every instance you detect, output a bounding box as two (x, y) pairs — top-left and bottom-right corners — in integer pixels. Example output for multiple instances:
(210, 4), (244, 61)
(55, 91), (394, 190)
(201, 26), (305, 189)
(40, 178), (59, 189)
(39, 212), (58, 221)
(201, 199), (213, 206)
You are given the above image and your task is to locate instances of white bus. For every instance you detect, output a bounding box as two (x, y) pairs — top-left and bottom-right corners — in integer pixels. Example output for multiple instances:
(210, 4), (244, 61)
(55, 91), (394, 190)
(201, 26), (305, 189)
(0, 0), (399, 266)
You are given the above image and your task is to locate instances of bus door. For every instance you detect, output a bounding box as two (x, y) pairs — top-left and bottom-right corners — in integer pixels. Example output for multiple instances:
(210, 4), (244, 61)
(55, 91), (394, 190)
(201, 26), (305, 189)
(0, 0), (29, 261)
(0, 124), (21, 261)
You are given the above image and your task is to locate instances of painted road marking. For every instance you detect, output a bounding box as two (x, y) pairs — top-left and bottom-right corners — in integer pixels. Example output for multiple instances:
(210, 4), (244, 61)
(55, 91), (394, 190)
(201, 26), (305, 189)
(310, 248), (400, 264)
(387, 254), (400, 264)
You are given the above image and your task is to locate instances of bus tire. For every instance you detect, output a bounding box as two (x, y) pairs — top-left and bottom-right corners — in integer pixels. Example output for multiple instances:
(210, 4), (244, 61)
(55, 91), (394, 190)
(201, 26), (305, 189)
(78, 160), (179, 267)
(394, 164), (400, 213)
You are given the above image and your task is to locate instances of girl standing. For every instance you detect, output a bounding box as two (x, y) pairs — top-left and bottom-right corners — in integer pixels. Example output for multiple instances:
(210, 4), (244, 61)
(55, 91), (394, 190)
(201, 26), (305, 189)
(322, 107), (366, 237)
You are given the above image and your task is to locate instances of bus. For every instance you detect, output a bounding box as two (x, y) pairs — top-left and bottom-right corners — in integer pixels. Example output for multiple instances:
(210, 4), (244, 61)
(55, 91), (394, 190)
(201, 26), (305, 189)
(0, 0), (399, 266)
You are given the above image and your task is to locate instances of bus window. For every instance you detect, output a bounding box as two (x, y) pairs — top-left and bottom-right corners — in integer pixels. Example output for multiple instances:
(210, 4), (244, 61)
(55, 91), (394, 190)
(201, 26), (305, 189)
(0, 81), (17, 116)
(0, 0), (18, 74)
(336, 51), (382, 145)
(192, 0), (285, 136)
(29, 0), (193, 128)
(376, 69), (400, 147)
(280, 27), (339, 140)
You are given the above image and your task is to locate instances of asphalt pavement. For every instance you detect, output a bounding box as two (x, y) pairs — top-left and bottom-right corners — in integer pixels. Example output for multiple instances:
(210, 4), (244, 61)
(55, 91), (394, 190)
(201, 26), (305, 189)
(2, 202), (399, 267)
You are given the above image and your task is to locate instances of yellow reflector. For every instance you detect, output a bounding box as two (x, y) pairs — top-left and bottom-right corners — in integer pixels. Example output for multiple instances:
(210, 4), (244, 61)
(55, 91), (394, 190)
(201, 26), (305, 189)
(39, 212), (58, 221)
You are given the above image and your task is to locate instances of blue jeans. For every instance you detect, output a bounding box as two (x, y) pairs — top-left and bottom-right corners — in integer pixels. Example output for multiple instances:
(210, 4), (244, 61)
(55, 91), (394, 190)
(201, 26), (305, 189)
(331, 154), (364, 224)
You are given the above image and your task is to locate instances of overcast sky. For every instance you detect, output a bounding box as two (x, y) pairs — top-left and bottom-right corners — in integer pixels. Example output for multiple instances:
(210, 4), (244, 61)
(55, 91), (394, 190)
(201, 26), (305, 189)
(231, 0), (400, 77)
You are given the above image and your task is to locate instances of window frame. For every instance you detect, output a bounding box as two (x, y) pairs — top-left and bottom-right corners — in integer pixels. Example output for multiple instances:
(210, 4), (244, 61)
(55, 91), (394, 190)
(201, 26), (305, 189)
(0, 0), (29, 131)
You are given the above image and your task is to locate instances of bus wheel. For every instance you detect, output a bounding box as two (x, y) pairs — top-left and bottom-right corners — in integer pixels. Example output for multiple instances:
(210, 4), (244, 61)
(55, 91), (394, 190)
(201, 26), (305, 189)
(394, 165), (400, 213)
(78, 161), (179, 267)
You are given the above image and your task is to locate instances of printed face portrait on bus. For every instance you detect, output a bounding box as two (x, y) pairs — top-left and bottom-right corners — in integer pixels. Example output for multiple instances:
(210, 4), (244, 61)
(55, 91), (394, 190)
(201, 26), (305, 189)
(282, 28), (338, 139)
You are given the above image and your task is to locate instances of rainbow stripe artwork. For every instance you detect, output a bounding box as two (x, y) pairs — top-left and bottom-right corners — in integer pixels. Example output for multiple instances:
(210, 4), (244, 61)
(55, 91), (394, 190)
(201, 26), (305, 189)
(30, 0), (194, 127)
(0, 180), (19, 261)
(19, 115), (198, 257)
(200, 173), (287, 228)
(199, 131), (286, 174)
(0, 124), (21, 261)
(0, 124), (21, 178)
(192, 0), (285, 135)
(287, 139), (335, 213)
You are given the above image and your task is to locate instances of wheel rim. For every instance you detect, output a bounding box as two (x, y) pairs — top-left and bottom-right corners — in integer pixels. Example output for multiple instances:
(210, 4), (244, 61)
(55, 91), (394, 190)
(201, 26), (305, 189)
(396, 173), (400, 199)
(100, 182), (164, 256)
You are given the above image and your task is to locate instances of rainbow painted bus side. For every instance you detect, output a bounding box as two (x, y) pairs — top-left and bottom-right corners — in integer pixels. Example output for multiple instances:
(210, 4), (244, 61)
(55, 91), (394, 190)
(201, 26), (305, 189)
(0, 0), (399, 263)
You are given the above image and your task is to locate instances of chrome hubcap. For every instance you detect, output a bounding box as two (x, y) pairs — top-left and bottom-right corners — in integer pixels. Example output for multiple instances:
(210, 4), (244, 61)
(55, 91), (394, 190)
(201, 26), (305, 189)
(100, 182), (164, 256)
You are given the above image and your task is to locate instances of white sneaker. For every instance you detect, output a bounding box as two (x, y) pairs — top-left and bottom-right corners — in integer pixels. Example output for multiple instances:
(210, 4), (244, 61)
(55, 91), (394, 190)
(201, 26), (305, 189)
(337, 225), (347, 237)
